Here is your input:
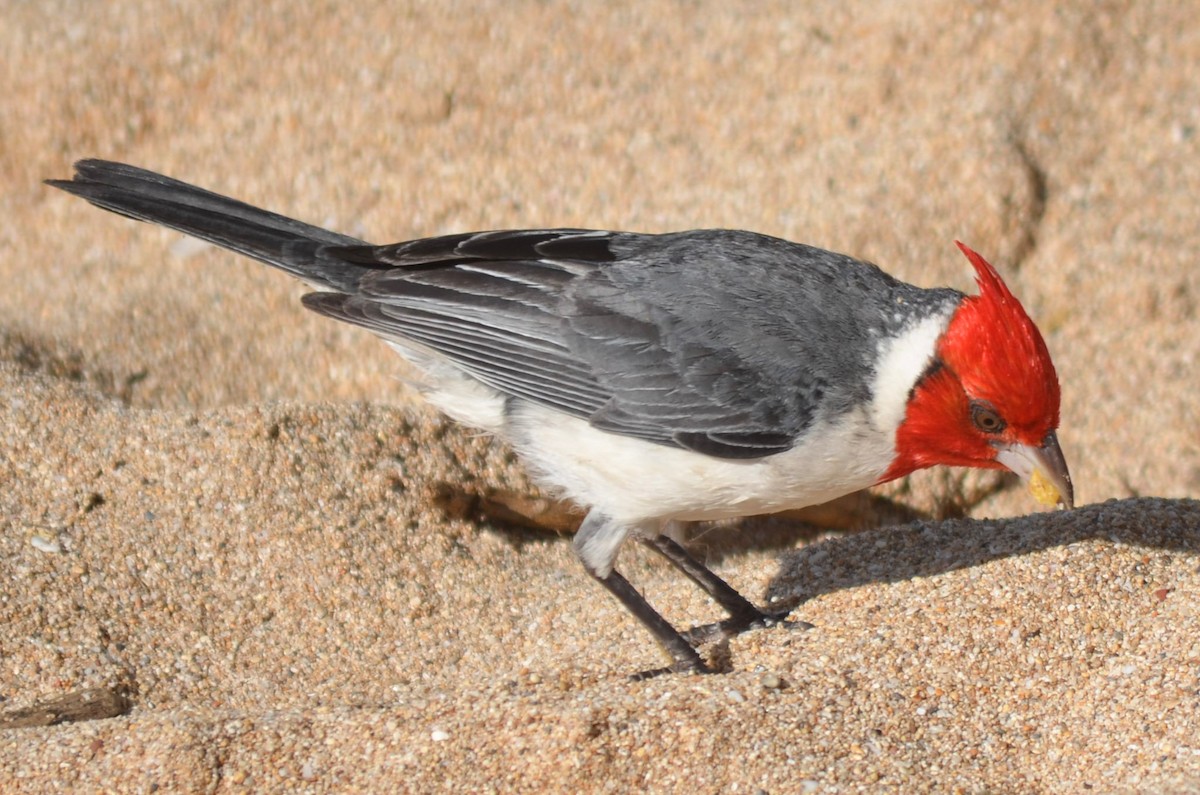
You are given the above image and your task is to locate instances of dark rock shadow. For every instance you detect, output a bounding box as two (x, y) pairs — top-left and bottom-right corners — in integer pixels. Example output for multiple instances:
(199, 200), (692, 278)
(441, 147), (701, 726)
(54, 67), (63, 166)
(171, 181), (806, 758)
(0, 327), (144, 404)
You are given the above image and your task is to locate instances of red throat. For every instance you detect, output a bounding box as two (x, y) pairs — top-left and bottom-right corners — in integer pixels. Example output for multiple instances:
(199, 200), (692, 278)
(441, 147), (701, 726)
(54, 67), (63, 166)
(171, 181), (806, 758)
(882, 363), (996, 482)
(880, 242), (1062, 483)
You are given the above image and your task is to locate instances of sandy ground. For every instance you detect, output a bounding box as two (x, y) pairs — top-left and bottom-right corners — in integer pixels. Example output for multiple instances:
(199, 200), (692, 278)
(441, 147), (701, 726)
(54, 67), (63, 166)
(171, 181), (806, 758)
(2, 1), (1199, 792)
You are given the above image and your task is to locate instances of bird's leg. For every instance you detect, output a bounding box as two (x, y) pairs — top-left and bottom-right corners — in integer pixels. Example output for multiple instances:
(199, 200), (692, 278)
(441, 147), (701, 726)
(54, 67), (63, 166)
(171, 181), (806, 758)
(574, 512), (708, 677)
(641, 534), (797, 646)
(591, 568), (708, 678)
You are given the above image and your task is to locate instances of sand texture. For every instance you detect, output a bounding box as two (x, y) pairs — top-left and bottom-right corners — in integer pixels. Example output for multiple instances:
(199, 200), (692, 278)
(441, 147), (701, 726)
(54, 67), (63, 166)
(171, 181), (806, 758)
(2, 1), (1199, 792)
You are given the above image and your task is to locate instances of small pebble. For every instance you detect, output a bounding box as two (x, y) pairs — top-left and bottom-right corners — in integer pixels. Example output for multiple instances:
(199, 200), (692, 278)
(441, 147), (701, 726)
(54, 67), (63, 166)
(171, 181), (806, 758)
(30, 535), (62, 554)
(760, 672), (783, 690)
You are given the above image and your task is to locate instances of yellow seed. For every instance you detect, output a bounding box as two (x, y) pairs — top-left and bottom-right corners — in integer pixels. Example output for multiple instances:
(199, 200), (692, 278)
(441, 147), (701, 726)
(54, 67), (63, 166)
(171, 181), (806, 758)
(1029, 468), (1060, 506)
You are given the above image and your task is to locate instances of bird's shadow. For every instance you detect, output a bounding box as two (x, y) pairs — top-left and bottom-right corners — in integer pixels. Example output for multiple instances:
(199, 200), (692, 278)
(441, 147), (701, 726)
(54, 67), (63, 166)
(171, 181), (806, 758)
(756, 496), (1200, 611)
(446, 477), (1199, 617)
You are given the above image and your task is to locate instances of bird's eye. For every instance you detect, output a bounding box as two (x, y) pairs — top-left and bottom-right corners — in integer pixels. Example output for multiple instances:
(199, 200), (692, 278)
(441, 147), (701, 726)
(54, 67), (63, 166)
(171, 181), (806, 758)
(969, 401), (1007, 434)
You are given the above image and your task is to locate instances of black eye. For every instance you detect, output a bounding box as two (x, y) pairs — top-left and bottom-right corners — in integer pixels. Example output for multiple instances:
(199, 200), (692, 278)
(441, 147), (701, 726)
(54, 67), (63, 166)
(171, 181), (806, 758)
(970, 401), (1007, 434)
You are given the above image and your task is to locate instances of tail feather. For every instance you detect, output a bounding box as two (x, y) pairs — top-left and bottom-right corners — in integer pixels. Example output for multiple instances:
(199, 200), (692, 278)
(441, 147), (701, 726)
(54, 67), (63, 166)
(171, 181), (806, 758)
(46, 160), (374, 292)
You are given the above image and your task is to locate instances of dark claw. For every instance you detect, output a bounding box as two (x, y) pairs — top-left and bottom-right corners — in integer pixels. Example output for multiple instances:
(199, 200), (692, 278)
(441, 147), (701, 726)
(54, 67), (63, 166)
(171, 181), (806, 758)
(680, 610), (810, 646)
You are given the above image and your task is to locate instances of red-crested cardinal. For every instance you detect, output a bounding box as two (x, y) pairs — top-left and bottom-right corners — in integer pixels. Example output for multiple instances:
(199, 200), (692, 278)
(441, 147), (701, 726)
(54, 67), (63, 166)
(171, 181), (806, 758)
(48, 160), (1072, 676)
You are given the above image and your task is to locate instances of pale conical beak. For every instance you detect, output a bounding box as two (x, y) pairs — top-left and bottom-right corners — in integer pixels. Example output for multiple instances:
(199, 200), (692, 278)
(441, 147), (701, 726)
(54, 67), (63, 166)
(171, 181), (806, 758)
(995, 431), (1075, 509)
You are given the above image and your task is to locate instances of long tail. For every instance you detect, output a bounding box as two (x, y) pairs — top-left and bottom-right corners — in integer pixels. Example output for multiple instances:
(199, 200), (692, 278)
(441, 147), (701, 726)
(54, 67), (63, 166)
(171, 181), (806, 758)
(46, 160), (376, 293)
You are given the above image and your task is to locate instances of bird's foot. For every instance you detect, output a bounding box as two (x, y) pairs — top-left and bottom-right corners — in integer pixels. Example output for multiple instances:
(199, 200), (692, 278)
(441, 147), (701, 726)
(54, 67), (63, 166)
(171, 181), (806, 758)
(680, 609), (812, 647)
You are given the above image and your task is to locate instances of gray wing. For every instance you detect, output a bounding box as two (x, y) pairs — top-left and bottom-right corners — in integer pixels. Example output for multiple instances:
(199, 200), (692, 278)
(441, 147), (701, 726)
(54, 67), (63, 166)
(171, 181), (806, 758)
(306, 229), (959, 458)
(306, 230), (619, 420)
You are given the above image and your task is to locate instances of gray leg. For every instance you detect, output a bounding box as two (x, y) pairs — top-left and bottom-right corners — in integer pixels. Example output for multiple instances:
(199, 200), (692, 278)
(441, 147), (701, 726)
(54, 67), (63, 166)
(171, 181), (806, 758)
(590, 568), (708, 677)
(574, 512), (708, 676)
(641, 534), (794, 645)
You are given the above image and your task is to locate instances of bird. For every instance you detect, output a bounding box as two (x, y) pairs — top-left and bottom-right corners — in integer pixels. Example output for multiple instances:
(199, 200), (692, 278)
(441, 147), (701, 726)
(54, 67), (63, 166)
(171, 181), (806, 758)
(48, 159), (1073, 677)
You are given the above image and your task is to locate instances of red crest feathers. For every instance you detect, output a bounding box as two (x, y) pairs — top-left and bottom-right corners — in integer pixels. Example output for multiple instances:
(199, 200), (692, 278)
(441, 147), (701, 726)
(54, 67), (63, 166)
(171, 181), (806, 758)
(940, 242), (1061, 440)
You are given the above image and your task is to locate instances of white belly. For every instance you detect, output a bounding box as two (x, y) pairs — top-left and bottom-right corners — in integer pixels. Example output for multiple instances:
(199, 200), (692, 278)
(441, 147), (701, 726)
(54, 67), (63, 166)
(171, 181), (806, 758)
(505, 402), (896, 524)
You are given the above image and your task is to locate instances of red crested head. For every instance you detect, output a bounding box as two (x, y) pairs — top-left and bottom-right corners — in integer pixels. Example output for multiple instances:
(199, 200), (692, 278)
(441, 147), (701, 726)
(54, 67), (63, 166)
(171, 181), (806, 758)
(884, 242), (1073, 507)
(941, 241), (1061, 432)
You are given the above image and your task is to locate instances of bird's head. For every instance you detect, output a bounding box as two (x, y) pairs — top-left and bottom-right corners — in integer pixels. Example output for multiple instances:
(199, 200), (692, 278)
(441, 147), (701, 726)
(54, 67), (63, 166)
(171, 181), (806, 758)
(884, 242), (1073, 508)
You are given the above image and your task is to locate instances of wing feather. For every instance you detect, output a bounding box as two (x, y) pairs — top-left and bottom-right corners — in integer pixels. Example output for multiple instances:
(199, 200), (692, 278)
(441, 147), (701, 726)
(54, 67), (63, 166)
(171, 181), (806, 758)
(303, 228), (959, 459)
